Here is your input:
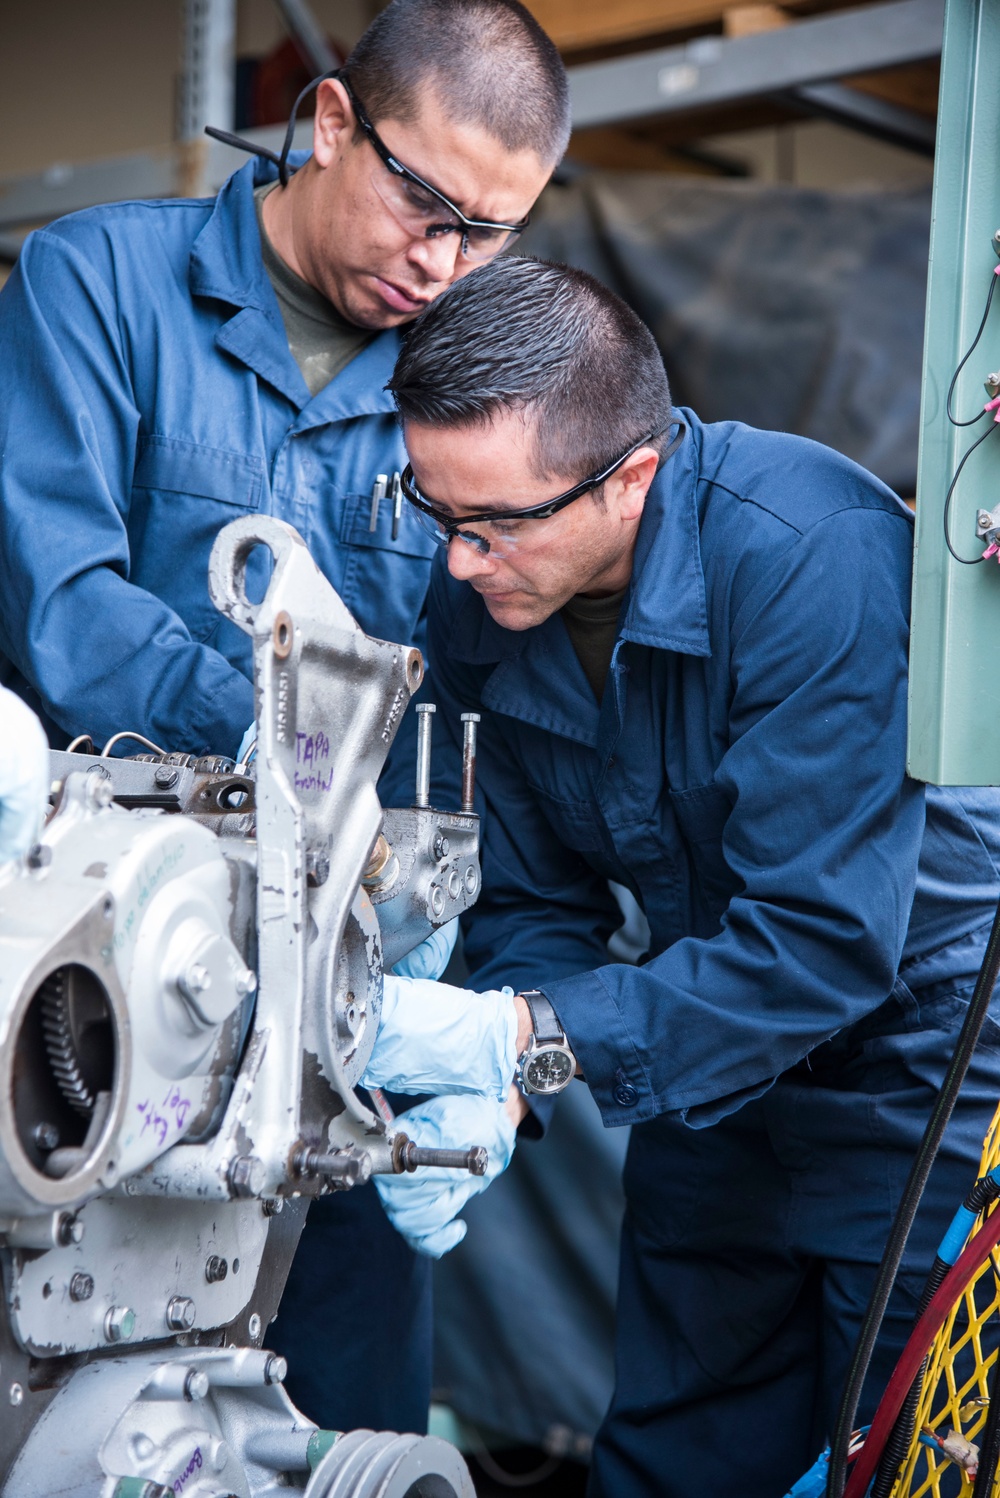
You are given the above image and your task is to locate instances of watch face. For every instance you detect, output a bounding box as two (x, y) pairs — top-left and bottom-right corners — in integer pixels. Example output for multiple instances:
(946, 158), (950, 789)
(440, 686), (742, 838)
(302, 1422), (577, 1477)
(524, 1047), (574, 1094)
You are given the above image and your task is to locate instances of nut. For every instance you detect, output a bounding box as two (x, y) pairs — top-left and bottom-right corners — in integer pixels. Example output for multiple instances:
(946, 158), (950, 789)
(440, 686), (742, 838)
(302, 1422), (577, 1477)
(264, 1354), (288, 1385)
(184, 1368), (210, 1402)
(228, 1155), (264, 1199)
(166, 1295), (197, 1332)
(104, 1305), (136, 1343)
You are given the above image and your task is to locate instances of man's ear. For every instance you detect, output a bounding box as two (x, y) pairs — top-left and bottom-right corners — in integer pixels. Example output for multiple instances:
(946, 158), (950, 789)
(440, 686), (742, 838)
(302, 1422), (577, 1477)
(313, 78), (355, 169)
(613, 447), (660, 522)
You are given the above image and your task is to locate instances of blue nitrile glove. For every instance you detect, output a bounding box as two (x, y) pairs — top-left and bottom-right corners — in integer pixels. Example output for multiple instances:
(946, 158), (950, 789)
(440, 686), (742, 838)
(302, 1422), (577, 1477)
(362, 974), (518, 1101)
(0, 691), (49, 862)
(376, 1094), (516, 1257)
(237, 722), (257, 767)
(392, 921), (458, 981)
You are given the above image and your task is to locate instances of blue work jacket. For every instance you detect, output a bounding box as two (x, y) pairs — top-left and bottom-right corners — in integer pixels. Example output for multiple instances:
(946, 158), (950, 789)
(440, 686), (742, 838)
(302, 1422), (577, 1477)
(428, 410), (1000, 1130)
(0, 156), (435, 759)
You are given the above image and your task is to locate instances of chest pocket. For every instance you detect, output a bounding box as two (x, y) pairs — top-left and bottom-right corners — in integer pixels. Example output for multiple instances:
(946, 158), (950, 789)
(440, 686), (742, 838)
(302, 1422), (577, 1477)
(525, 779), (608, 856)
(130, 436), (265, 643)
(668, 782), (739, 922)
(338, 490), (439, 644)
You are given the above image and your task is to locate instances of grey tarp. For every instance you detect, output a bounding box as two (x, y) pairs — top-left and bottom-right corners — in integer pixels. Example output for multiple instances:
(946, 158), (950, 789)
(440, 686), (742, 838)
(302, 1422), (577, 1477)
(432, 171), (932, 1453)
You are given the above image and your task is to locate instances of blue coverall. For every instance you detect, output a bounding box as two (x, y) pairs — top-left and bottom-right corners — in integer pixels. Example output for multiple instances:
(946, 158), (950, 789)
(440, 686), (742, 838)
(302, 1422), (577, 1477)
(427, 410), (1000, 1497)
(0, 155), (437, 1433)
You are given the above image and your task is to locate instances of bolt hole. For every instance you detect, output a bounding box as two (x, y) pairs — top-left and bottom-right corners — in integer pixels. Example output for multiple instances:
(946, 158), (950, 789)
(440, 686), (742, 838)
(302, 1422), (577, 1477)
(233, 1258), (240, 1274)
(42, 1281), (52, 1299)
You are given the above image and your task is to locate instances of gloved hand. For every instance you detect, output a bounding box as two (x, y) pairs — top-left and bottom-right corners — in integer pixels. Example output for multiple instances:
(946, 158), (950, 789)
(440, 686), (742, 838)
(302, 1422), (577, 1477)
(0, 690), (49, 862)
(391, 921), (458, 981)
(237, 722), (257, 767)
(376, 1094), (516, 1257)
(362, 974), (518, 1101)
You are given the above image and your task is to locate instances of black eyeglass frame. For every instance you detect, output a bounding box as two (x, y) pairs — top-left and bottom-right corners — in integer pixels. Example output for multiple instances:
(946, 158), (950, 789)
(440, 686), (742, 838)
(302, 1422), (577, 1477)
(206, 69), (530, 253)
(400, 423), (685, 548)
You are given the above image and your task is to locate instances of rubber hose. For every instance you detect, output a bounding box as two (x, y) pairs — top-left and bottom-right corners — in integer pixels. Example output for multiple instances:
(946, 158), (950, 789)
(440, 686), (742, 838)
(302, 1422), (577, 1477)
(870, 1256), (950, 1498)
(827, 894), (1000, 1498)
(971, 1355), (1000, 1498)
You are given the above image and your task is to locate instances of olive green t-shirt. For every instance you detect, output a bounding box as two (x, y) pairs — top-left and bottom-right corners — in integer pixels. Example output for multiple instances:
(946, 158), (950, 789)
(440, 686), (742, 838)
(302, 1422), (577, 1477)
(254, 182), (373, 397)
(560, 588), (627, 704)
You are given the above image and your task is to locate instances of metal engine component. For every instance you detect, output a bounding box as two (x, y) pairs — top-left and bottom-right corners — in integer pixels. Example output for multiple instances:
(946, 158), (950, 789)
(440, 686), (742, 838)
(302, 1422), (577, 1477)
(0, 516), (480, 1497)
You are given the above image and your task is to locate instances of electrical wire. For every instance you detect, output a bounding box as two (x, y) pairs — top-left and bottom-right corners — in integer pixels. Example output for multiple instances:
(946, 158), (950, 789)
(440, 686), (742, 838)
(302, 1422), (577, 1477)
(942, 422), (999, 564)
(844, 1189), (1000, 1498)
(970, 1358), (1000, 1498)
(99, 730), (167, 758)
(946, 267), (1000, 425)
(826, 891), (1000, 1497)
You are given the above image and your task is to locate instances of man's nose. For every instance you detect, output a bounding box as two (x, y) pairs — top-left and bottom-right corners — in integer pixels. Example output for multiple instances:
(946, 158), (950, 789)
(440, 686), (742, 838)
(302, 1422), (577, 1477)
(406, 229), (464, 285)
(446, 535), (495, 581)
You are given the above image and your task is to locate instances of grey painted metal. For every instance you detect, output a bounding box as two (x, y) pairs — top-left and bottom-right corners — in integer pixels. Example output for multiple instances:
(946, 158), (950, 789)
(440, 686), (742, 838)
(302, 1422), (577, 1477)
(0, 515), (479, 1493)
(273, 0), (340, 75)
(787, 81), (938, 155)
(0, 122), (314, 232)
(908, 0), (1000, 783)
(566, 0), (944, 130)
(179, 0), (237, 142)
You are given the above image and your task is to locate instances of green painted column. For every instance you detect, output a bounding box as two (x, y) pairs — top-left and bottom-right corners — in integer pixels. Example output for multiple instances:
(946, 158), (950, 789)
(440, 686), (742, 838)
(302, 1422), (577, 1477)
(908, 0), (1000, 785)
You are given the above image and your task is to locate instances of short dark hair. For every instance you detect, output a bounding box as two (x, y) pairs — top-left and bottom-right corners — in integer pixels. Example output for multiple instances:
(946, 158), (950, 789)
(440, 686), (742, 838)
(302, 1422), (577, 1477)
(343, 0), (570, 164)
(389, 257), (673, 480)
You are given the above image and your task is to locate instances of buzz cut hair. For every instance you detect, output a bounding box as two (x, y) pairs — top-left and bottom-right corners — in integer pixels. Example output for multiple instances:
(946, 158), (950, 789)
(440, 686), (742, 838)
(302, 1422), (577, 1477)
(343, 0), (571, 165)
(389, 257), (673, 482)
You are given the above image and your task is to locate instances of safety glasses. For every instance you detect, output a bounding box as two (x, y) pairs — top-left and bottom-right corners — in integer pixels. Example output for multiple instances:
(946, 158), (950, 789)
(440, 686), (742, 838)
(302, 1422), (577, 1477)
(207, 70), (529, 262)
(400, 425), (685, 556)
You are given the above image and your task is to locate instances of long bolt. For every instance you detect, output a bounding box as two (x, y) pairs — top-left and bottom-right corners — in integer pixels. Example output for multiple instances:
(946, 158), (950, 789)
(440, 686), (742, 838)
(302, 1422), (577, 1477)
(460, 713), (480, 813)
(397, 1140), (488, 1176)
(296, 1148), (371, 1187)
(415, 703), (435, 808)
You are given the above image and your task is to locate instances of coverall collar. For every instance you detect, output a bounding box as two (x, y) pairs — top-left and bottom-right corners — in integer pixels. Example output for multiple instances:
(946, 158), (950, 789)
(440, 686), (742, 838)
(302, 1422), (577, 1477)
(189, 156), (400, 422)
(449, 411), (711, 745)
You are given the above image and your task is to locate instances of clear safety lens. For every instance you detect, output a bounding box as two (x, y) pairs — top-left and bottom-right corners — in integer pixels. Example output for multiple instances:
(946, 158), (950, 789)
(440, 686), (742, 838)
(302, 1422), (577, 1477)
(370, 164), (516, 261)
(410, 504), (537, 559)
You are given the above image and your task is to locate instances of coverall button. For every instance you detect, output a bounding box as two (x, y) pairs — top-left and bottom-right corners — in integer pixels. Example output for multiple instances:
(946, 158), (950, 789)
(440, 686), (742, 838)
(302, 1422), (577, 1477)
(614, 1082), (639, 1107)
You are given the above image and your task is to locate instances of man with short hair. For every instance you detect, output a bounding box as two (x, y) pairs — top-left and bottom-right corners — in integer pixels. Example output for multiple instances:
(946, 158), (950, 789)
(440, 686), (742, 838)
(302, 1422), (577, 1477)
(375, 256), (1000, 1495)
(0, 0), (568, 1435)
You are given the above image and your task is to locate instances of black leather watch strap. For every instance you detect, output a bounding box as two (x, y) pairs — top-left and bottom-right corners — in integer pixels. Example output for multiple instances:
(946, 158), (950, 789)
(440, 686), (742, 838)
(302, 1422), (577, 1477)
(521, 990), (564, 1044)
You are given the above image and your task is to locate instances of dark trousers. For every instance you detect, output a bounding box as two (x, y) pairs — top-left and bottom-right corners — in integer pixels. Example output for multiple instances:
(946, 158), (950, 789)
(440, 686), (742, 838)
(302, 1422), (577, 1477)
(589, 978), (1000, 1498)
(270, 1181), (433, 1435)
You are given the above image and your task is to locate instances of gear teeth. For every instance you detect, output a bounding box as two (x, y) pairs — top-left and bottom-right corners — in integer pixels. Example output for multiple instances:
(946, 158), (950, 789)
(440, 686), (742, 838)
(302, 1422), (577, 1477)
(41, 972), (94, 1115)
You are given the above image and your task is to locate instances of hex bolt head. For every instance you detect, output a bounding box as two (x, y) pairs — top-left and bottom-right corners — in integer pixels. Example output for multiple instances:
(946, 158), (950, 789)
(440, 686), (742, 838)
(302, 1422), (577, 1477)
(181, 963), (211, 997)
(26, 843), (51, 871)
(69, 1272), (94, 1302)
(104, 1305), (136, 1343)
(264, 1354), (288, 1385)
(306, 848), (331, 888)
(166, 1295), (197, 1332)
(433, 833), (450, 860)
(8, 1383), (23, 1407)
(86, 778), (114, 809)
(205, 1254), (228, 1284)
(153, 766), (179, 789)
(31, 1122), (59, 1152)
(248, 1312), (262, 1341)
(183, 1368), (210, 1402)
(228, 1155), (264, 1198)
(261, 1196), (284, 1217)
(979, 511), (993, 528)
(57, 1212), (84, 1246)
(235, 968), (258, 997)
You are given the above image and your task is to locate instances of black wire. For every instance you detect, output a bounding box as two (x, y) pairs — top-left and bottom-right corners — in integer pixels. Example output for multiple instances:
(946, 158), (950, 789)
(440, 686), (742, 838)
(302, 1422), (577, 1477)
(947, 270), (1000, 426)
(943, 423), (999, 565)
(971, 1353), (1000, 1498)
(826, 892), (1000, 1497)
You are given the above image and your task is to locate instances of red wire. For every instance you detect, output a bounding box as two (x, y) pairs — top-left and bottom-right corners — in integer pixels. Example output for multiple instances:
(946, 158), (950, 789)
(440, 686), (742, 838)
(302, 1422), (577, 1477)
(845, 1208), (1000, 1498)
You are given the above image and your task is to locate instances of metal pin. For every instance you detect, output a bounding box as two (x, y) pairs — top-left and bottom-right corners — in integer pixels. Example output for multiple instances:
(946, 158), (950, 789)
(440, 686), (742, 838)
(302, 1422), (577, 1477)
(397, 1140), (488, 1176)
(461, 712), (480, 813)
(368, 473), (388, 532)
(391, 470), (403, 540)
(415, 703), (435, 807)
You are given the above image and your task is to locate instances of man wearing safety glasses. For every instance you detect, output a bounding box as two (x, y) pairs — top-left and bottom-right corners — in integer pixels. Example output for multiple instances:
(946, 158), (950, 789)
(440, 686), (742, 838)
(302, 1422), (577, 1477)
(365, 256), (1000, 1497)
(0, 0), (568, 1443)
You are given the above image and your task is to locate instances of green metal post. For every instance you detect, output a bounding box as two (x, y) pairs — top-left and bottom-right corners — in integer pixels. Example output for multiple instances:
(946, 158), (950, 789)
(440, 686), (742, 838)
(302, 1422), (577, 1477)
(908, 0), (1000, 785)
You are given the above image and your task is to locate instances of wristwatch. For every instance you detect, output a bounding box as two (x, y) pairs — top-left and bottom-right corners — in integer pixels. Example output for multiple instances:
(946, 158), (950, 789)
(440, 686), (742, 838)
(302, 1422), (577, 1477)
(515, 991), (577, 1096)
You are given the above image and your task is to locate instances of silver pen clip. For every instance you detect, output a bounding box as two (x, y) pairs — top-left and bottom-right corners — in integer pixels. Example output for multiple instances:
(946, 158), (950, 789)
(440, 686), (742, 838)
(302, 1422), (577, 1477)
(368, 472), (388, 532)
(391, 471), (403, 540)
